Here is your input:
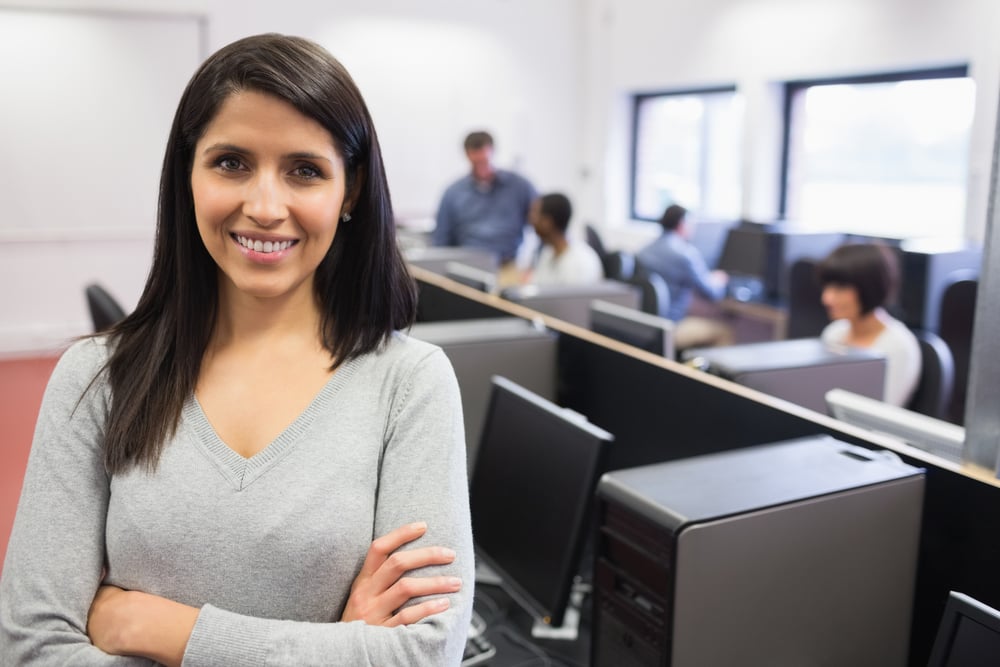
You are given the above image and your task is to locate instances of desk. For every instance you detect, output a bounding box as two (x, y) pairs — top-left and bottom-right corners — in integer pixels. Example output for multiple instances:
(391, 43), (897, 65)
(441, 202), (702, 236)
(688, 295), (788, 343)
(473, 582), (591, 666)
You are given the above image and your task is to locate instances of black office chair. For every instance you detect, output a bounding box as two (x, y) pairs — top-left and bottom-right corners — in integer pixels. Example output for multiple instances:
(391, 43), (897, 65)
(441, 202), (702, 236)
(906, 329), (955, 421)
(785, 258), (829, 339)
(585, 224), (609, 261)
(626, 264), (671, 319)
(604, 250), (636, 282)
(937, 273), (978, 425)
(85, 283), (127, 333)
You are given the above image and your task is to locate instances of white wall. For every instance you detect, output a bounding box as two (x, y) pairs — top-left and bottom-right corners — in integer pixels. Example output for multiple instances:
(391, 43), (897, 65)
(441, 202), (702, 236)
(582, 0), (1000, 250)
(4, 0), (999, 354)
(0, 0), (583, 354)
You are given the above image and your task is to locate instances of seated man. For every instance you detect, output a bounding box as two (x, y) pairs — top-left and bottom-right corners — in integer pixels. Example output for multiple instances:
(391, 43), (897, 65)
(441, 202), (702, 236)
(432, 131), (537, 269)
(523, 193), (603, 286)
(637, 204), (732, 350)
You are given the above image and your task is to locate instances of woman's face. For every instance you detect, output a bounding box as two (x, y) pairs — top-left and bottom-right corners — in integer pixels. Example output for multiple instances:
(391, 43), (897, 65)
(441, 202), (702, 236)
(190, 90), (347, 306)
(821, 282), (863, 321)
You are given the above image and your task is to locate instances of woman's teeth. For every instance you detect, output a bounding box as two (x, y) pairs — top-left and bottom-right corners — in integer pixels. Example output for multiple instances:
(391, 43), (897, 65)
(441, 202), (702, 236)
(236, 236), (293, 253)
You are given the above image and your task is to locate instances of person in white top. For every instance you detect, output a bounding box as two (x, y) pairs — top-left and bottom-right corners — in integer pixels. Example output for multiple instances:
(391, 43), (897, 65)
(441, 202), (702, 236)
(523, 192), (604, 286)
(817, 243), (922, 407)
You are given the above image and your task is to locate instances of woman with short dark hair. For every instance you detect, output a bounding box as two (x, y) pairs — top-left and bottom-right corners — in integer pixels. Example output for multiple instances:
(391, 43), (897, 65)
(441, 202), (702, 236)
(817, 243), (921, 406)
(0, 34), (472, 665)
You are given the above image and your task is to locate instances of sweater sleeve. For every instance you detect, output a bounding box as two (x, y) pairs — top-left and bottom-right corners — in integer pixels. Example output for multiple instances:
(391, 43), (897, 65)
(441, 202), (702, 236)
(181, 347), (474, 667)
(0, 339), (151, 665)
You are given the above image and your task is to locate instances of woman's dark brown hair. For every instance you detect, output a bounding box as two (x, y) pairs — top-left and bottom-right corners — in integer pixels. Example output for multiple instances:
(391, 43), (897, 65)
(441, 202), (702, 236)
(99, 34), (416, 472)
(817, 242), (899, 315)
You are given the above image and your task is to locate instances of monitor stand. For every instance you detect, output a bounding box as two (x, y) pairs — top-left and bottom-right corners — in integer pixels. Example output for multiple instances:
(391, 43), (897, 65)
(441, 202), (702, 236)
(474, 562), (588, 642)
(530, 580), (588, 641)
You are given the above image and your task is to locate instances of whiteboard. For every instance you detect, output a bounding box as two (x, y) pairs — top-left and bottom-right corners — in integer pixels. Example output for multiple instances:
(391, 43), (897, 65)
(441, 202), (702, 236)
(0, 8), (204, 238)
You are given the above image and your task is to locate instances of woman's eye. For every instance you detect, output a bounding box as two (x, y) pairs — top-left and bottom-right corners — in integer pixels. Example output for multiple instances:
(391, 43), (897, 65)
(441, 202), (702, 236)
(293, 164), (322, 180)
(216, 156), (244, 172)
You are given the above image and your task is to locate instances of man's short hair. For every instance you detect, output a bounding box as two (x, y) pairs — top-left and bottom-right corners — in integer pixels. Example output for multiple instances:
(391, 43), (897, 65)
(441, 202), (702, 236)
(538, 193), (572, 234)
(659, 204), (687, 231)
(464, 131), (494, 152)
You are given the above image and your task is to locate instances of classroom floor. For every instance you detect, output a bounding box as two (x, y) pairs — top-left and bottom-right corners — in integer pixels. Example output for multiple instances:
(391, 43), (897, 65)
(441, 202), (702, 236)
(0, 354), (60, 575)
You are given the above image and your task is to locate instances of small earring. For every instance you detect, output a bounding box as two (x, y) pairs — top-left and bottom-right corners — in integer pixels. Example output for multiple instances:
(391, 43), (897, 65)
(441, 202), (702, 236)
(341, 212), (352, 222)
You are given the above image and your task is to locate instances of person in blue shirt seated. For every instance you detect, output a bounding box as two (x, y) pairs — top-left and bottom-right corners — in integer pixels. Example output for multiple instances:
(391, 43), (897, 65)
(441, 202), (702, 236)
(521, 193), (604, 286)
(818, 243), (921, 407)
(432, 131), (537, 271)
(637, 203), (732, 350)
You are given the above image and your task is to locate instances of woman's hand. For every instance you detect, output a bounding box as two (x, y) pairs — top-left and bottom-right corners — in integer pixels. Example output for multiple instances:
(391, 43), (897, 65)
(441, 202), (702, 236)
(87, 584), (198, 667)
(341, 521), (463, 626)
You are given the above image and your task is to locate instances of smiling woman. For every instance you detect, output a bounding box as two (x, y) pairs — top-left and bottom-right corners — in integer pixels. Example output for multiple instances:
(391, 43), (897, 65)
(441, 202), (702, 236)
(0, 34), (474, 667)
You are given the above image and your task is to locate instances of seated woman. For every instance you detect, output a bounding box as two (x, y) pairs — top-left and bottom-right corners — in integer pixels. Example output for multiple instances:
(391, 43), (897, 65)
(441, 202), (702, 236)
(817, 243), (922, 407)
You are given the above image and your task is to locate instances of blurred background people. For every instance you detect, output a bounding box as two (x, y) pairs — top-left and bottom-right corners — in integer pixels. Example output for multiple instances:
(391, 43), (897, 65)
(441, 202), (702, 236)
(522, 193), (603, 286)
(637, 204), (732, 350)
(818, 242), (921, 406)
(432, 131), (537, 277)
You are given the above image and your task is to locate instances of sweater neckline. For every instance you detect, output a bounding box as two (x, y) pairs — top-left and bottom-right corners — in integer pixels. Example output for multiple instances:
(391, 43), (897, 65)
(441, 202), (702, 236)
(182, 354), (362, 491)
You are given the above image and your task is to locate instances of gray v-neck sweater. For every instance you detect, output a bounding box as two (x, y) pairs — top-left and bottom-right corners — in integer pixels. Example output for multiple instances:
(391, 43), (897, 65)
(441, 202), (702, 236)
(0, 334), (474, 666)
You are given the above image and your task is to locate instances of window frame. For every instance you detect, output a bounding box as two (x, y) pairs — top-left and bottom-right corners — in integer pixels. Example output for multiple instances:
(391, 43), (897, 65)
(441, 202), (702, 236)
(778, 65), (970, 221)
(630, 84), (739, 222)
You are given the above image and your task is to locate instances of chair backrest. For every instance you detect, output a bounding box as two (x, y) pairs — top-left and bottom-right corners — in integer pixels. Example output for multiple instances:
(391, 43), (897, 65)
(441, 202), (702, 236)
(937, 274), (978, 425)
(906, 329), (955, 421)
(785, 258), (829, 339)
(585, 224), (608, 262)
(604, 250), (636, 282)
(626, 267), (672, 319)
(85, 283), (127, 332)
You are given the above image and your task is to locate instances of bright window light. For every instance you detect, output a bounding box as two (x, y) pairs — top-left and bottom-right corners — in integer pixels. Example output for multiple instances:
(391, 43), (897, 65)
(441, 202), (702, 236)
(783, 70), (975, 240)
(632, 88), (743, 221)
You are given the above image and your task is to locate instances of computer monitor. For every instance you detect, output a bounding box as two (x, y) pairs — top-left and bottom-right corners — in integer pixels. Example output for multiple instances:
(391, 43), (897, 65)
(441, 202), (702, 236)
(443, 261), (497, 293)
(928, 591), (1000, 667)
(404, 245), (500, 276)
(500, 281), (641, 328)
(716, 223), (844, 302)
(470, 376), (613, 634)
(589, 299), (675, 359)
(716, 223), (771, 278)
(825, 388), (965, 463)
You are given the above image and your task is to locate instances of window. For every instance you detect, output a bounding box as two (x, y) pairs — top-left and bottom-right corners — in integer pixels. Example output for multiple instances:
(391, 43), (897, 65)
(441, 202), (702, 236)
(781, 67), (975, 239)
(631, 87), (743, 221)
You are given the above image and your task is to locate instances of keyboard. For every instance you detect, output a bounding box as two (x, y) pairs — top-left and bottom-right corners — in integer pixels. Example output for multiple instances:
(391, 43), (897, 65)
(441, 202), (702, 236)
(462, 611), (497, 666)
(462, 632), (497, 666)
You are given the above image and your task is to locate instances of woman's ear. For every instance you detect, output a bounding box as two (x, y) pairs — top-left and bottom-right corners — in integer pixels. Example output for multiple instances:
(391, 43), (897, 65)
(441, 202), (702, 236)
(342, 165), (366, 220)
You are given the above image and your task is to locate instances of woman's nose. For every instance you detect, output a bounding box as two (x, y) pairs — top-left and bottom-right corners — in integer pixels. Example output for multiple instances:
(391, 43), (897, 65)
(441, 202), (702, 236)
(243, 174), (288, 227)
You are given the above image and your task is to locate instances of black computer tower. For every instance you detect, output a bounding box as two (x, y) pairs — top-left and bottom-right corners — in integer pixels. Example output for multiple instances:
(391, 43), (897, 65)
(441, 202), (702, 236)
(592, 435), (925, 667)
(897, 242), (981, 333)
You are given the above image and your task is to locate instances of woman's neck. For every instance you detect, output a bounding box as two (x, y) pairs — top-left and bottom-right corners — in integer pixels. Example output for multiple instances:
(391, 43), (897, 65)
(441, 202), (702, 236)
(847, 307), (888, 346)
(210, 282), (324, 353)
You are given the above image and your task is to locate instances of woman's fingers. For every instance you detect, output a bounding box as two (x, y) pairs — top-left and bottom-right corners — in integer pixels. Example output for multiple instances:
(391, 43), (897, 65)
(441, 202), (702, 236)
(341, 522), (463, 626)
(386, 596), (453, 627)
(356, 521), (428, 579)
(369, 546), (457, 588)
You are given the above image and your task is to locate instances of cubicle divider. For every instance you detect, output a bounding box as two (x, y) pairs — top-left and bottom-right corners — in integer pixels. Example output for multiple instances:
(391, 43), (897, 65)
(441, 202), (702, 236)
(410, 265), (1000, 665)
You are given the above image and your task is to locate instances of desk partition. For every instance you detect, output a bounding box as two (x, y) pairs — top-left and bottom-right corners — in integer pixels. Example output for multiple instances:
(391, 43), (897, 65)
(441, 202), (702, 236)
(410, 265), (1000, 665)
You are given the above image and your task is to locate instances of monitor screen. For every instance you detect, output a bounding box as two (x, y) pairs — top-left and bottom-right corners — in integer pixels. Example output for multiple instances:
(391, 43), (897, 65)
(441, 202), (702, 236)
(470, 376), (613, 628)
(825, 388), (964, 463)
(928, 591), (1000, 667)
(499, 281), (641, 328)
(715, 225), (771, 278)
(589, 299), (675, 359)
(444, 261), (496, 293)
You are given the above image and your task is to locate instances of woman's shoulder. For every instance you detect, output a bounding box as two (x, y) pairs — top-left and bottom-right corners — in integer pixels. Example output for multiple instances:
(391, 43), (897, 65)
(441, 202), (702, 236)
(53, 336), (113, 378)
(356, 331), (450, 374)
(820, 319), (850, 341)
